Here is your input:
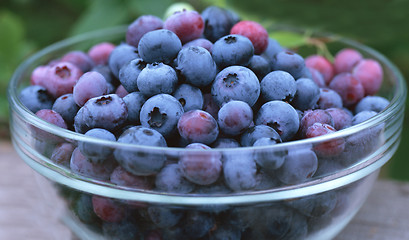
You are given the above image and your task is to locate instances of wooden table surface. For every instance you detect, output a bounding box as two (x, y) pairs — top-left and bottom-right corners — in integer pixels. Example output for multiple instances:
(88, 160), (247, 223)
(1, 140), (408, 240)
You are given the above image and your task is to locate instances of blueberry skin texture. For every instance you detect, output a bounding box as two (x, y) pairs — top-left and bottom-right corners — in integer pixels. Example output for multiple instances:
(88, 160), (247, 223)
(201, 6), (239, 42)
(355, 95), (390, 114)
(52, 93), (80, 125)
(114, 126), (167, 176)
(172, 83), (204, 112)
(148, 206), (183, 228)
(108, 43), (139, 78)
(272, 51), (306, 79)
(140, 94), (184, 137)
(352, 110), (377, 125)
(261, 38), (284, 65)
(78, 128), (116, 163)
(256, 101), (300, 142)
(155, 163), (195, 193)
(118, 58), (147, 93)
(240, 125), (281, 147)
(223, 152), (258, 191)
(138, 29), (182, 64)
(217, 100), (253, 136)
(182, 211), (215, 239)
(261, 70), (297, 102)
(317, 88), (343, 110)
(176, 46), (217, 87)
(212, 34), (254, 68)
(211, 66), (260, 107)
(177, 110), (219, 145)
(292, 78), (320, 111)
(19, 85), (54, 113)
(73, 71), (108, 107)
(126, 15), (164, 47)
(122, 91), (146, 124)
(247, 55), (271, 80)
(277, 147), (318, 185)
(253, 137), (286, 171)
(74, 94), (128, 133)
(137, 63), (178, 97)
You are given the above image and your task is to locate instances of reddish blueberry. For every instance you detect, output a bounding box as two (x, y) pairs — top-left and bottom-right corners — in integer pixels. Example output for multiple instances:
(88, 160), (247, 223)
(352, 58), (383, 96)
(329, 73), (365, 107)
(88, 42), (116, 66)
(92, 196), (126, 223)
(126, 15), (164, 47)
(177, 110), (219, 145)
(164, 10), (204, 44)
(305, 55), (334, 85)
(306, 122), (345, 157)
(230, 20), (269, 54)
(334, 48), (363, 73)
(61, 50), (95, 73)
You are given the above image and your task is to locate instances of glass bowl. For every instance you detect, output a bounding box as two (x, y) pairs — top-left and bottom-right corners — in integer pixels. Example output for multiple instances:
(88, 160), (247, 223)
(8, 26), (406, 240)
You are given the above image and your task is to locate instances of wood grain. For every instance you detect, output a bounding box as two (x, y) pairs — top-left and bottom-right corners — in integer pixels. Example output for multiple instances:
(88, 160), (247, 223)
(1, 140), (408, 240)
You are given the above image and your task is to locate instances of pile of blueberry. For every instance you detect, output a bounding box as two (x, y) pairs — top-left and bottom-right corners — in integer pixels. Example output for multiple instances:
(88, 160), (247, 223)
(19, 4), (390, 239)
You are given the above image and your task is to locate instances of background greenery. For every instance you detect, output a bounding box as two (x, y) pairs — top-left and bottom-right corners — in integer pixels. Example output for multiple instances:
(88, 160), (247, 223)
(1, 0), (408, 179)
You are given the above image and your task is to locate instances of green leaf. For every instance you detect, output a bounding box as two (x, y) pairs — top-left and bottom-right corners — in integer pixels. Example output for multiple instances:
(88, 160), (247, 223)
(269, 31), (307, 48)
(69, 0), (129, 36)
(128, 0), (174, 18)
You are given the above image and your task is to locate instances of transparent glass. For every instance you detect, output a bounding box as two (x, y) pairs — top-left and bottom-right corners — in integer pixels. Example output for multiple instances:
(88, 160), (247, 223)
(8, 26), (406, 240)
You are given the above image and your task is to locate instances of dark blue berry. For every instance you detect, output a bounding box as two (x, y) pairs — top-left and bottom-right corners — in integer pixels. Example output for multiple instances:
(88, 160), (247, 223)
(172, 83), (204, 112)
(19, 85), (54, 113)
(176, 46), (217, 87)
(137, 62), (178, 97)
(261, 38), (284, 65)
(240, 125), (281, 147)
(317, 88), (343, 109)
(256, 100), (300, 141)
(138, 29), (182, 64)
(277, 147), (318, 184)
(352, 110), (377, 125)
(260, 70), (297, 102)
(272, 51), (306, 79)
(122, 91), (146, 124)
(201, 6), (239, 42)
(108, 43), (139, 78)
(148, 206), (184, 228)
(114, 126), (167, 176)
(291, 78), (320, 111)
(247, 55), (271, 80)
(52, 93), (79, 125)
(126, 15), (164, 47)
(355, 95), (390, 114)
(140, 94), (184, 137)
(155, 163), (195, 193)
(253, 137), (286, 171)
(118, 58), (146, 93)
(211, 66), (260, 107)
(223, 152), (257, 191)
(78, 128), (116, 163)
(212, 34), (254, 68)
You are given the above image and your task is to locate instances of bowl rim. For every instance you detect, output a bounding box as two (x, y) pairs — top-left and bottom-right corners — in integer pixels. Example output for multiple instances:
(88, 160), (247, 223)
(7, 26), (407, 204)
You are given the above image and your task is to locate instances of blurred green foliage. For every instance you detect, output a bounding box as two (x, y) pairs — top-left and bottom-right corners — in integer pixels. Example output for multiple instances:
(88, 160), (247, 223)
(0, 0), (408, 179)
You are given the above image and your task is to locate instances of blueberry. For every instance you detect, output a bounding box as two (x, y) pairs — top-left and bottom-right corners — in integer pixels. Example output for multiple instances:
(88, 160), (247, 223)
(305, 55), (335, 85)
(286, 190), (337, 218)
(118, 58), (147, 93)
(61, 50), (95, 73)
(329, 72), (365, 107)
(126, 15), (164, 47)
(253, 137), (286, 171)
(291, 78), (320, 111)
(78, 128), (116, 163)
(155, 163), (195, 193)
(181, 211), (215, 238)
(52, 93), (80, 125)
(277, 147), (318, 184)
(108, 43), (139, 78)
(260, 70), (297, 102)
(352, 110), (377, 125)
(138, 29), (182, 64)
(74, 94), (128, 133)
(179, 143), (222, 185)
(352, 58), (383, 95)
(201, 6), (239, 42)
(211, 138), (241, 148)
(164, 10), (204, 44)
(137, 62), (178, 97)
(51, 142), (75, 168)
(40, 61), (83, 98)
(172, 83), (204, 112)
(334, 48), (363, 74)
(140, 94), (184, 137)
(92, 196), (126, 222)
(240, 125), (281, 147)
(92, 64), (119, 93)
(355, 95), (390, 114)
(110, 166), (153, 189)
(176, 46), (217, 87)
(72, 193), (101, 224)
(211, 66), (260, 107)
(247, 55), (271, 80)
(208, 224), (241, 240)
(102, 220), (142, 240)
(212, 34), (254, 68)
(255, 101), (300, 141)
(223, 152), (257, 191)
(183, 38), (213, 53)
(122, 91), (146, 124)
(88, 42), (116, 66)
(148, 206), (184, 228)
(326, 107), (353, 130)
(306, 123), (345, 157)
(307, 67), (326, 87)
(114, 126), (167, 176)
(230, 20), (269, 54)
(177, 110), (219, 145)
(272, 51), (306, 79)
(261, 38), (284, 65)
(299, 109), (334, 138)
(73, 71), (108, 107)
(317, 88), (343, 109)
(19, 85), (54, 113)
(70, 148), (117, 181)
(217, 100), (253, 136)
